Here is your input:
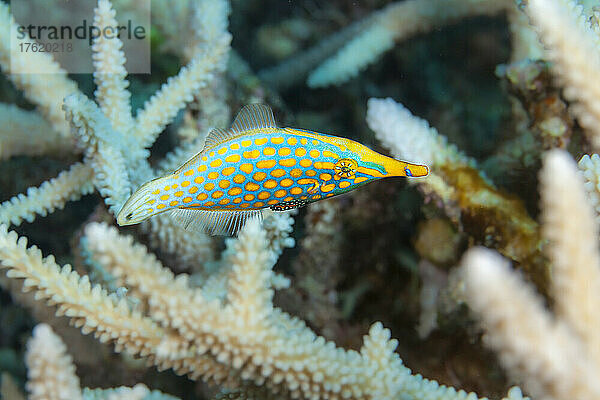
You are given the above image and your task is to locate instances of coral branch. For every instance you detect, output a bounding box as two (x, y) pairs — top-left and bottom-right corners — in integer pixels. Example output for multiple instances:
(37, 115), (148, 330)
(525, 0), (600, 151)
(0, 162), (94, 227)
(26, 324), (82, 400)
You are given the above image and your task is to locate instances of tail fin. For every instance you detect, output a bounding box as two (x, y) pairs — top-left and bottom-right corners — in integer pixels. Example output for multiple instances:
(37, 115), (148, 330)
(116, 176), (167, 226)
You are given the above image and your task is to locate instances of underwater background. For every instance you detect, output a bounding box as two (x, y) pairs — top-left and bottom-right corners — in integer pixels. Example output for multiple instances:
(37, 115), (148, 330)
(1, 0), (597, 399)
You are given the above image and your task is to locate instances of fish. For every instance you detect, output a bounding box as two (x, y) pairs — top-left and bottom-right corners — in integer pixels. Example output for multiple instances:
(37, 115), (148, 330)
(116, 104), (428, 235)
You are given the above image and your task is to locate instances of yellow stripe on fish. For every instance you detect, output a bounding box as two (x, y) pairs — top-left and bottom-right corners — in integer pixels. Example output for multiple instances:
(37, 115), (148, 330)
(117, 104), (428, 235)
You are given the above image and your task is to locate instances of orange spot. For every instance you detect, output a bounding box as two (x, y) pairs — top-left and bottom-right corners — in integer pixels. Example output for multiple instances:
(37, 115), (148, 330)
(271, 169), (286, 178)
(254, 201), (265, 207)
(228, 187), (243, 196)
(243, 150), (260, 159)
(321, 184), (336, 193)
(287, 137), (297, 145)
(218, 147), (227, 155)
(146, 199), (156, 205)
(267, 199), (278, 205)
(233, 197), (243, 204)
(212, 191), (224, 199)
(198, 165), (207, 172)
(157, 204), (166, 209)
(290, 168), (303, 178)
(275, 189), (287, 198)
(219, 180), (230, 189)
(290, 187), (302, 195)
(202, 156), (208, 161)
(230, 143), (240, 150)
(278, 147), (291, 156)
(170, 200), (179, 206)
(300, 159), (312, 167)
(208, 172), (219, 180)
(263, 147), (276, 156)
(300, 195), (308, 200)
(152, 189), (160, 195)
(184, 169), (194, 176)
(240, 203), (251, 208)
(255, 138), (268, 145)
(323, 150), (339, 159)
(314, 161), (335, 169)
(210, 159), (223, 168)
(309, 150), (320, 158)
(281, 178), (293, 187)
(354, 177), (368, 184)
(284, 196), (294, 202)
(226, 204), (236, 208)
(339, 181), (351, 189)
(319, 173), (332, 181)
(196, 193), (208, 201)
(270, 137), (284, 144)
(189, 186), (198, 194)
(298, 178), (317, 186)
(244, 194), (255, 201)
(163, 185), (171, 191)
(245, 182), (260, 191)
(219, 199), (230, 205)
(172, 183), (178, 189)
(204, 182), (215, 191)
(253, 172), (267, 181)
(326, 193), (334, 197)
(312, 140), (319, 146)
(241, 140), (252, 147)
(194, 176), (204, 184)
(205, 201), (215, 207)
(258, 191), (270, 200)
(264, 180), (277, 189)
(160, 194), (169, 201)
(279, 158), (296, 167)
(240, 163), (253, 173)
(312, 194), (321, 200)
(183, 197), (193, 203)
(257, 160), (276, 169)
(226, 154), (241, 163)
(222, 167), (235, 176)
(174, 191), (183, 197)
(300, 138), (308, 145)
(295, 148), (307, 157)
(306, 170), (317, 177)
(233, 174), (245, 184)
(209, 151), (215, 157)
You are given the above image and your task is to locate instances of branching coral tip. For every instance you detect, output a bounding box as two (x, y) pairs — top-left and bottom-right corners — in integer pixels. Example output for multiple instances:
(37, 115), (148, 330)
(117, 104), (428, 235)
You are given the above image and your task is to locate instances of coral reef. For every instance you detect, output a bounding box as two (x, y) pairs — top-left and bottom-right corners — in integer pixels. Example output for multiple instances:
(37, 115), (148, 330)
(2, 0), (600, 399)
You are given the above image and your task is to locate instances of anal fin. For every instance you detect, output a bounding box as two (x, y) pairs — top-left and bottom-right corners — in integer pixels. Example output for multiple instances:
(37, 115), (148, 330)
(169, 208), (263, 236)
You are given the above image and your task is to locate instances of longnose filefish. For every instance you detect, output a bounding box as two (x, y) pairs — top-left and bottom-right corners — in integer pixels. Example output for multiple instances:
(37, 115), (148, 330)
(117, 104), (428, 235)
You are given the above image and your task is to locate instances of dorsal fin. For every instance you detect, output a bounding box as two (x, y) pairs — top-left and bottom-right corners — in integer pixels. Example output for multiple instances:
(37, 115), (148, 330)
(201, 104), (278, 152)
(168, 208), (263, 236)
(203, 128), (232, 151)
(231, 104), (278, 133)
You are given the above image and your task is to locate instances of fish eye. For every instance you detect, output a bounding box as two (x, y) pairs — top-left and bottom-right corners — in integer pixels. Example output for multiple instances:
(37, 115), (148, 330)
(404, 167), (413, 177)
(126, 212), (133, 220)
(334, 158), (358, 179)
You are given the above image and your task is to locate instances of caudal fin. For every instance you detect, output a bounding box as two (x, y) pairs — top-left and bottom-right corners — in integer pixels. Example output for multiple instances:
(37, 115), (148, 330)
(116, 176), (167, 226)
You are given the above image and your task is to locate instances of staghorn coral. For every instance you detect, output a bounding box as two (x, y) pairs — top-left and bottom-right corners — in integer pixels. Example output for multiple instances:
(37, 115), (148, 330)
(4, 0), (600, 398)
(367, 97), (548, 292)
(462, 150), (600, 400)
(24, 323), (178, 400)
